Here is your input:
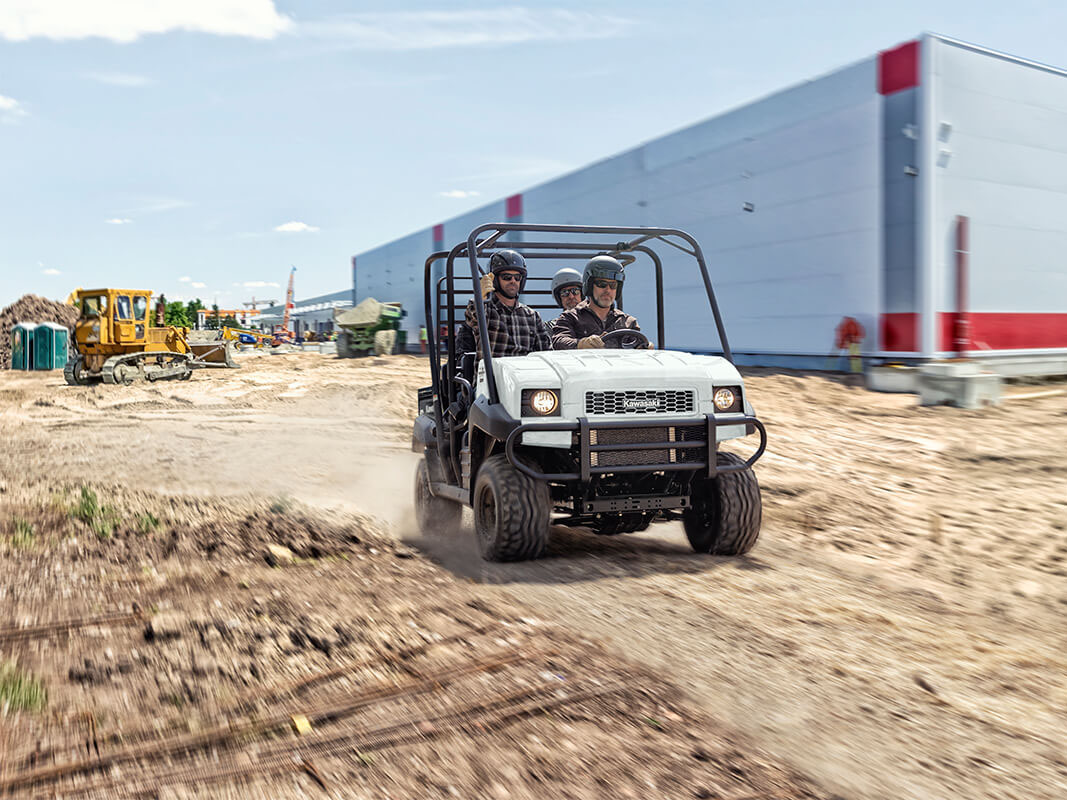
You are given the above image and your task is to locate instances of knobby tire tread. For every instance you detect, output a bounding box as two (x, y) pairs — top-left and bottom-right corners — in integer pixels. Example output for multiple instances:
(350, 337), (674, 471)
(475, 454), (548, 562)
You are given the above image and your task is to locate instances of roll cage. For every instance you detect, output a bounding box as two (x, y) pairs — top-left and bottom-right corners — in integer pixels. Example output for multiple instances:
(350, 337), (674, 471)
(422, 223), (738, 488)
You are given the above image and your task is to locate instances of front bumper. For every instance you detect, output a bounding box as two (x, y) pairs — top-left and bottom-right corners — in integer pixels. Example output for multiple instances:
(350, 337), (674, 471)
(504, 414), (767, 482)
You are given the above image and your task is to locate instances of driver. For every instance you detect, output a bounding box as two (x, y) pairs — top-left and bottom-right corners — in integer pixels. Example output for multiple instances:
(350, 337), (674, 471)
(550, 255), (644, 349)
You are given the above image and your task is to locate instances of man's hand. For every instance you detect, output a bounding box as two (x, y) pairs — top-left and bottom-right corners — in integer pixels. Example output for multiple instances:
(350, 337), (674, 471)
(480, 273), (494, 299)
(577, 335), (604, 349)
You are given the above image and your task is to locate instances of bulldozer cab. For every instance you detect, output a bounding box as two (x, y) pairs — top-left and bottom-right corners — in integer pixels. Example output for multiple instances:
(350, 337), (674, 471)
(76, 289), (152, 346)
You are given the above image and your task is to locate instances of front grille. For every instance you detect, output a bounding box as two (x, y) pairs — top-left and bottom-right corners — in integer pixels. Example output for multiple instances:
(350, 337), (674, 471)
(590, 424), (706, 468)
(585, 389), (694, 415)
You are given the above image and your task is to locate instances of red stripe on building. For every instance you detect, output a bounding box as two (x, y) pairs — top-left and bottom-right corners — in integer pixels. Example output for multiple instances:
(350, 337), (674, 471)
(432, 224), (444, 244)
(939, 312), (1067, 351)
(506, 193), (523, 219)
(881, 312), (918, 351)
(882, 312), (1067, 352)
(878, 40), (920, 95)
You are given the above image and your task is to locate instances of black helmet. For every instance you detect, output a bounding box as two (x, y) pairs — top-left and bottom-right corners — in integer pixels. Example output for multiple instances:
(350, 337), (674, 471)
(488, 249), (527, 292)
(583, 255), (625, 300)
(551, 267), (583, 305)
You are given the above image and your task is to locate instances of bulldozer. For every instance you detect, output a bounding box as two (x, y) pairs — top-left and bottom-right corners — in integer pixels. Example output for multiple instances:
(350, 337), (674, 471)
(64, 288), (238, 385)
(334, 298), (406, 357)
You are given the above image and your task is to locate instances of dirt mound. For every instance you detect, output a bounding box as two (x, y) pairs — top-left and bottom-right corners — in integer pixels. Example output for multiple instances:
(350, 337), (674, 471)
(0, 487), (826, 800)
(0, 294), (78, 369)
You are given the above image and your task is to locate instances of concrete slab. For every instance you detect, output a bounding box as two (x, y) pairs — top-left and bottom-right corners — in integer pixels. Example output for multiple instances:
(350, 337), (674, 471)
(918, 362), (1002, 409)
(866, 365), (919, 393)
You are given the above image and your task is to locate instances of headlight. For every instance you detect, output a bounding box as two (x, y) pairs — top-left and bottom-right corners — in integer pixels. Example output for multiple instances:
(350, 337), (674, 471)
(713, 387), (740, 412)
(522, 388), (560, 416)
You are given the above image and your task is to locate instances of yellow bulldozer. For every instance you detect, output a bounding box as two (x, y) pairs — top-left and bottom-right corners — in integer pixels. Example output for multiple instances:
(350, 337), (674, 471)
(64, 288), (238, 385)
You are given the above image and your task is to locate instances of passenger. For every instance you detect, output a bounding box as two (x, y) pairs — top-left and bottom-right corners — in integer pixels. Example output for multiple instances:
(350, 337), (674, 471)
(549, 267), (583, 327)
(550, 256), (643, 349)
(462, 250), (551, 358)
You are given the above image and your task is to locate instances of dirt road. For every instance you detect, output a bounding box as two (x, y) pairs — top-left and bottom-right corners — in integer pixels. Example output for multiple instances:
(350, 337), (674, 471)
(2, 352), (1064, 799)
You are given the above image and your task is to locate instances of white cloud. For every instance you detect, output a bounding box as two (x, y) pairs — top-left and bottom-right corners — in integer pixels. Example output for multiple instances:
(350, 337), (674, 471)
(274, 221), (319, 233)
(104, 217), (132, 225)
(85, 71), (154, 88)
(439, 190), (480, 199)
(298, 9), (634, 51)
(0, 94), (28, 121)
(243, 280), (280, 288)
(178, 276), (191, 282)
(191, 281), (206, 289)
(42, 267), (61, 276)
(121, 196), (192, 215)
(0, 1), (292, 43)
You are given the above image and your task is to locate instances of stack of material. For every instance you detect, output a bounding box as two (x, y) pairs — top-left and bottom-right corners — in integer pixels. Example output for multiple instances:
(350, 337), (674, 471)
(0, 295), (78, 370)
(333, 297), (384, 327)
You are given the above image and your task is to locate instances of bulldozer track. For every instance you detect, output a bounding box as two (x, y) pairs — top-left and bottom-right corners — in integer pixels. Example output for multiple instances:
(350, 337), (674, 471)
(0, 610), (144, 645)
(0, 647), (546, 796)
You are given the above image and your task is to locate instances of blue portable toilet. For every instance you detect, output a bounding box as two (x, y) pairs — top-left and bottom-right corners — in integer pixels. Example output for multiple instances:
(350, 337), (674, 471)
(34, 322), (70, 370)
(10, 322), (37, 370)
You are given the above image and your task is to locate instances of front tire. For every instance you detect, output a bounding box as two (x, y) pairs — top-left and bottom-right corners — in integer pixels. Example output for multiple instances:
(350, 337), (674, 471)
(374, 329), (397, 356)
(473, 454), (549, 562)
(64, 357), (93, 386)
(414, 457), (461, 535)
(683, 452), (762, 555)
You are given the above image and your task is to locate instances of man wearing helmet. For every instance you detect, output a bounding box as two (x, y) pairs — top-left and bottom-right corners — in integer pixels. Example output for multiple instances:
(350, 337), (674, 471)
(549, 267), (583, 327)
(459, 249), (551, 358)
(550, 255), (645, 349)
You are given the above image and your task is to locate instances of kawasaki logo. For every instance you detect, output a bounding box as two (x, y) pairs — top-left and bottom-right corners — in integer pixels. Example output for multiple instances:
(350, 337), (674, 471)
(622, 397), (662, 410)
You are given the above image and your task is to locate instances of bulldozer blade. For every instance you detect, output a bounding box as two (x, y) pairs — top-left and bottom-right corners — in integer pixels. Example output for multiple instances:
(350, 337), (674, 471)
(189, 341), (240, 368)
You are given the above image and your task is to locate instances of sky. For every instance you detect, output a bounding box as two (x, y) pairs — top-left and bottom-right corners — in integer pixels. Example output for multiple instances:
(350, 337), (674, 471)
(2, 0), (1065, 309)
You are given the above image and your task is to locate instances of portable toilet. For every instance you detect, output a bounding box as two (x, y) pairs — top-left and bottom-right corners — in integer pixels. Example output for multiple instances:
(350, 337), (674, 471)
(10, 322), (36, 370)
(34, 322), (70, 370)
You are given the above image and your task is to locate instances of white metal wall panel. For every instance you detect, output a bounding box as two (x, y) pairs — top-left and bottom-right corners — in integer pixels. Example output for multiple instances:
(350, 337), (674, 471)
(933, 39), (1067, 333)
(519, 59), (883, 356)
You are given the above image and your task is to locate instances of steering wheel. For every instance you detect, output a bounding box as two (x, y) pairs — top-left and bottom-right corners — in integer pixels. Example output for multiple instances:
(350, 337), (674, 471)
(600, 329), (650, 350)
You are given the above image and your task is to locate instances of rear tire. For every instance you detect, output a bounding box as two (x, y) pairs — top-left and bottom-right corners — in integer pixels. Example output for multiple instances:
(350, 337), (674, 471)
(414, 458), (461, 535)
(683, 452), (762, 555)
(593, 513), (654, 535)
(473, 454), (549, 562)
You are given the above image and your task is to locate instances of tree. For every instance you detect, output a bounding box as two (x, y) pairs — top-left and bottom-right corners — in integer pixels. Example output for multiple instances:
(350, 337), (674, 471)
(205, 303), (220, 330)
(185, 298), (204, 329)
(164, 301), (190, 327)
(221, 315), (241, 329)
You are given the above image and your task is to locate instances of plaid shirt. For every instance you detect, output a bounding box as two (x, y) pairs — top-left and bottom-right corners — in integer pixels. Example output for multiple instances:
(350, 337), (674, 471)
(464, 294), (551, 358)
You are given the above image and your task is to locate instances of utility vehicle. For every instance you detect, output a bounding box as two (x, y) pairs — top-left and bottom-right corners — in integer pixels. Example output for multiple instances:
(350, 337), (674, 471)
(412, 224), (766, 561)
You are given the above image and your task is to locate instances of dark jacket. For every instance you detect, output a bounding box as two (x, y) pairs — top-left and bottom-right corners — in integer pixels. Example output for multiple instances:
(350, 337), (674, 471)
(550, 299), (640, 349)
(463, 294), (551, 358)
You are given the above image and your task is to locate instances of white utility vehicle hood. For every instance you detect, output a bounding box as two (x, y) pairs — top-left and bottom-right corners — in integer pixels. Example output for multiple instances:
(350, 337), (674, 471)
(476, 349), (751, 447)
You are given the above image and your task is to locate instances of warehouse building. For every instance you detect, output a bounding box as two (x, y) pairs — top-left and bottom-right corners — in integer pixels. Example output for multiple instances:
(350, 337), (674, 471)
(256, 289), (352, 338)
(349, 34), (1066, 373)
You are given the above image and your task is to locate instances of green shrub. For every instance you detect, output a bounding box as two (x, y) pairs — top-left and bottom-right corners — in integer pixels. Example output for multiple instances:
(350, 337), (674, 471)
(71, 487), (121, 539)
(8, 518), (35, 548)
(0, 661), (47, 712)
(136, 513), (161, 534)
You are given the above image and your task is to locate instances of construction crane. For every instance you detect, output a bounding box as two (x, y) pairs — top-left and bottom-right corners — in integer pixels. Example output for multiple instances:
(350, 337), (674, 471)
(282, 266), (296, 334)
(243, 297), (278, 310)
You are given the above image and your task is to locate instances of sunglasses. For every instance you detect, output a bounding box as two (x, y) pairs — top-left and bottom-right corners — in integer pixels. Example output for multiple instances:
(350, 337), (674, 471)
(497, 272), (523, 282)
(559, 287), (581, 297)
(592, 279), (618, 290)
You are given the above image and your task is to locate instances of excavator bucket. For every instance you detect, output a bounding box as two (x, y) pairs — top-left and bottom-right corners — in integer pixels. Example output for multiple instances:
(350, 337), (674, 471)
(189, 340), (240, 368)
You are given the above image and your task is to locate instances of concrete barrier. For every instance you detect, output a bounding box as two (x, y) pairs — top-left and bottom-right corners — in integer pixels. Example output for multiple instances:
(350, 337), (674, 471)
(917, 362), (1002, 409)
